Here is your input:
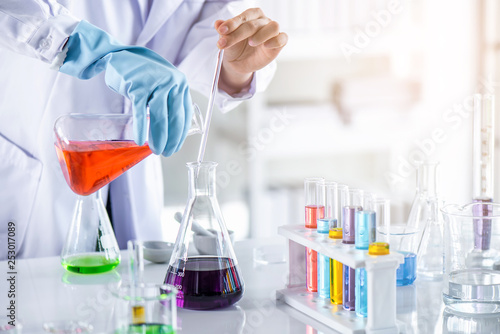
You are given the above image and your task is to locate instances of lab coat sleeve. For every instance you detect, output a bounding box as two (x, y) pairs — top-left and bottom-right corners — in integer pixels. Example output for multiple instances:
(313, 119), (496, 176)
(0, 0), (79, 64)
(176, 1), (276, 113)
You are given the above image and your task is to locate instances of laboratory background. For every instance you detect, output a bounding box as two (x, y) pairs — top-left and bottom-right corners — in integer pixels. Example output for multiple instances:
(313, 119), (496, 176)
(162, 0), (495, 242)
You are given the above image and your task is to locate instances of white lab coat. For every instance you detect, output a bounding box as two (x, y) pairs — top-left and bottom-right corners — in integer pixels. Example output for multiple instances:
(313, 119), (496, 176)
(0, 0), (275, 259)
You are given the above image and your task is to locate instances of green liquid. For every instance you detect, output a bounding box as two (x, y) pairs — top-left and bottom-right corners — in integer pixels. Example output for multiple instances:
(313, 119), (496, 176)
(62, 254), (119, 274)
(115, 324), (175, 334)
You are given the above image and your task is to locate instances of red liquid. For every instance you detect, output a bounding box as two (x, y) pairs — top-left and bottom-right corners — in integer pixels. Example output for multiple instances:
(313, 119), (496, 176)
(306, 248), (318, 292)
(305, 205), (324, 292)
(164, 257), (244, 310)
(55, 140), (152, 196)
(305, 205), (325, 228)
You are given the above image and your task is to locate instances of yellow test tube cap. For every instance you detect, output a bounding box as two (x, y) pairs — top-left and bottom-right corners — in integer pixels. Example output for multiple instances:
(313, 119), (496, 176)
(368, 242), (390, 255)
(329, 227), (343, 239)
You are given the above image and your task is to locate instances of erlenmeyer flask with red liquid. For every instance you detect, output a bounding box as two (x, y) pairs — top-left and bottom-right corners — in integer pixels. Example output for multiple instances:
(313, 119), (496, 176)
(54, 108), (203, 274)
(164, 161), (244, 310)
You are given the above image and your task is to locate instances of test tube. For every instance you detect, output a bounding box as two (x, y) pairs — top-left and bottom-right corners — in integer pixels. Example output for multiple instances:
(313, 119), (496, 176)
(304, 178), (325, 292)
(349, 188), (364, 208)
(342, 188), (362, 311)
(343, 265), (356, 311)
(371, 197), (391, 244)
(305, 178), (326, 229)
(329, 227), (343, 305)
(342, 206), (359, 245)
(363, 192), (376, 211)
(317, 181), (338, 299)
(472, 94), (495, 251)
(343, 189), (364, 244)
(356, 242), (391, 318)
(317, 219), (333, 299)
(337, 184), (349, 227)
(355, 211), (376, 250)
(128, 240), (145, 324)
(355, 211), (375, 317)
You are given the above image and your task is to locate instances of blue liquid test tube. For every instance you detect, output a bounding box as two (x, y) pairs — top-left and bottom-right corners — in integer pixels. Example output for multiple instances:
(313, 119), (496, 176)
(356, 242), (391, 318)
(317, 218), (335, 298)
(355, 210), (375, 317)
(355, 210), (376, 251)
(355, 268), (368, 317)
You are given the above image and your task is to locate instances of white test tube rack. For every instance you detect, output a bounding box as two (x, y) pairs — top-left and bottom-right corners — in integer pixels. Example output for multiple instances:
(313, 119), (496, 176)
(276, 225), (404, 334)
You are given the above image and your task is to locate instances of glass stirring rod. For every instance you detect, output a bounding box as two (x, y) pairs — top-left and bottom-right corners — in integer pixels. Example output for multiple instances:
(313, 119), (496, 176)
(196, 49), (224, 163)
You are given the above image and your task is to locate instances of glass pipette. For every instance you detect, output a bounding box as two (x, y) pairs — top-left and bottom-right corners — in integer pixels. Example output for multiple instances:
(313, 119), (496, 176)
(473, 94), (495, 202)
(196, 49), (224, 164)
(472, 94), (495, 251)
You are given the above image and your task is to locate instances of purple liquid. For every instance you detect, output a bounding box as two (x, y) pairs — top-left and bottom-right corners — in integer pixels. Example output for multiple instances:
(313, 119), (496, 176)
(343, 265), (355, 311)
(164, 257), (244, 310)
(473, 199), (492, 250)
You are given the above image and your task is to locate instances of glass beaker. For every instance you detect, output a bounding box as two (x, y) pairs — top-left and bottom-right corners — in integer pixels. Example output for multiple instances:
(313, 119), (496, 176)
(441, 202), (500, 314)
(54, 110), (203, 273)
(112, 283), (177, 334)
(443, 307), (500, 333)
(389, 224), (418, 286)
(164, 162), (244, 310)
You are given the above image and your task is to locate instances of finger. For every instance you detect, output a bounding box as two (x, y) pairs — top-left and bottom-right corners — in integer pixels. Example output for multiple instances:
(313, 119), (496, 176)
(148, 89), (169, 155)
(162, 85), (186, 157)
(263, 32), (288, 49)
(172, 88), (194, 154)
(214, 20), (224, 31)
(132, 99), (148, 146)
(218, 18), (270, 49)
(217, 8), (266, 35)
(247, 20), (280, 47)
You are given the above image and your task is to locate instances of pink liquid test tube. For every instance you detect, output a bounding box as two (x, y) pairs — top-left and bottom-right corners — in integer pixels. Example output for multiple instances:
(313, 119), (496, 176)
(304, 177), (325, 292)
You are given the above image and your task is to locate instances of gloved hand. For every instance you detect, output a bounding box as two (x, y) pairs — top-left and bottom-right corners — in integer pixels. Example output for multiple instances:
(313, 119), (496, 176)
(59, 20), (193, 157)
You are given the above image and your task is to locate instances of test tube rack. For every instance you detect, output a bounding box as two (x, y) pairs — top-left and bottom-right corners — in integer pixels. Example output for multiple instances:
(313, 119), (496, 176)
(276, 225), (404, 334)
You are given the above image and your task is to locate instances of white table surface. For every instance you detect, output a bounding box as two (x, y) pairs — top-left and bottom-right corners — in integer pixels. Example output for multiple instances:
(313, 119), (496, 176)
(1, 238), (496, 334)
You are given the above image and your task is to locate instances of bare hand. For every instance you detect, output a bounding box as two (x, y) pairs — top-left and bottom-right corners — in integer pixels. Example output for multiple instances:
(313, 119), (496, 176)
(215, 8), (287, 95)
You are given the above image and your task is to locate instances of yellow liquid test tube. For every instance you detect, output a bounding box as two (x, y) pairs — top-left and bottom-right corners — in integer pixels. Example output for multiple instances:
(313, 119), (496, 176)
(329, 227), (343, 305)
(132, 305), (146, 324)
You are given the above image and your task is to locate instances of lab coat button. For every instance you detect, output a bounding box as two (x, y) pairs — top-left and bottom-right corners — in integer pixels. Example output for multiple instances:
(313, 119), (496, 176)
(39, 37), (52, 50)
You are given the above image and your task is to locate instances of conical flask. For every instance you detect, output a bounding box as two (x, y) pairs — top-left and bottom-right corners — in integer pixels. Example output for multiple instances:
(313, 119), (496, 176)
(165, 161), (244, 310)
(407, 161), (443, 280)
(54, 108), (203, 274)
(416, 197), (443, 279)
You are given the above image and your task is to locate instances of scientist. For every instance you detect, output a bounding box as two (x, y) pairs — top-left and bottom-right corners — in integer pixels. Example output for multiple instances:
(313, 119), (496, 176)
(0, 0), (287, 259)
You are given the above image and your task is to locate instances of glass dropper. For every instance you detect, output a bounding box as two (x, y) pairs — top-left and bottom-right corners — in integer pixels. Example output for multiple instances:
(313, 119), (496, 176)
(472, 94), (495, 251)
(196, 49), (224, 164)
(472, 94), (495, 202)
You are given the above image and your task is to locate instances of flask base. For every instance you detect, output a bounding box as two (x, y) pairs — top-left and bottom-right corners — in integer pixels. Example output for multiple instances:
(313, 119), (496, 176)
(62, 253), (120, 274)
(165, 256), (244, 310)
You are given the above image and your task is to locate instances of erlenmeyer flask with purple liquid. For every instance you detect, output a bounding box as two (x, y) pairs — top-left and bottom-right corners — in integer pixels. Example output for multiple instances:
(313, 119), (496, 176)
(164, 161), (244, 310)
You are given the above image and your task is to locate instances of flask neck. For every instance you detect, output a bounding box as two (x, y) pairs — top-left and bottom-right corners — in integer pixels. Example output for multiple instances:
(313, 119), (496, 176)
(187, 162), (217, 197)
(416, 162), (439, 198)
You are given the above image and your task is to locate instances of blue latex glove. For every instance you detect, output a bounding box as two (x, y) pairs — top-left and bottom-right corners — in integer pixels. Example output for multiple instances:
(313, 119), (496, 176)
(60, 20), (193, 156)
